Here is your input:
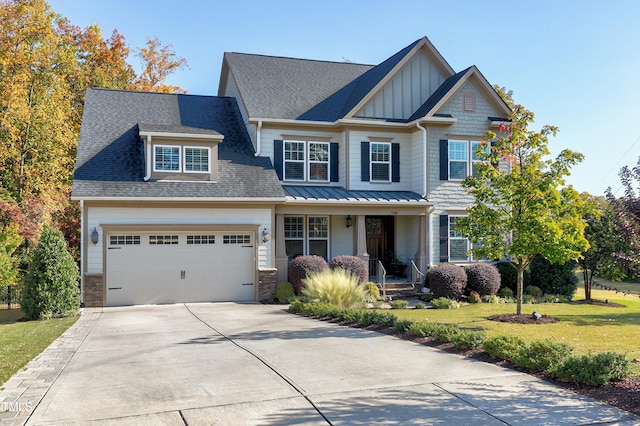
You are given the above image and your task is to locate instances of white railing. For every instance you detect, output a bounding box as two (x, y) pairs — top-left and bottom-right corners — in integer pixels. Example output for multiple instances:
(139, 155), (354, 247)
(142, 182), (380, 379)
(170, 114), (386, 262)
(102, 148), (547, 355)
(377, 260), (387, 300)
(410, 260), (425, 293)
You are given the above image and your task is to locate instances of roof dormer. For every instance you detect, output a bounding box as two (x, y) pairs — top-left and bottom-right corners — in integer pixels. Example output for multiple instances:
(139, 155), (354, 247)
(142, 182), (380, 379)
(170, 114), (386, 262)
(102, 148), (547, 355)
(139, 123), (224, 182)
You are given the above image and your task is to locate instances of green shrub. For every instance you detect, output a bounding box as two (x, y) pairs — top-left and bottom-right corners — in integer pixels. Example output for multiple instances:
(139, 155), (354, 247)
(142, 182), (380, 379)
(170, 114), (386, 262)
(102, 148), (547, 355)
(329, 255), (368, 284)
(549, 352), (632, 386)
(21, 226), (80, 320)
(467, 291), (482, 304)
(482, 294), (503, 304)
(513, 339), (573, 371)
(450, 329), (487, 350)
(394, 318), (413, 332)
(414, 301), (425, 309)
(364, 281), (381, 301)
(431, 323), (461, 342)
(495, 261), (530, 294)
(529, 255), (578, 296)
(289, 299), (304, 313)
(427, 264), (467, 299)
(288, 255), (328, 294)
(498, 287), (513, 298)
(483, 335), (528, 360)
(524, 285), (543, 297)
(275, 281), (295, 303)
(337, 308), (364, 323)
(430, 297), (460, 309)
(389, 299), (409, 309)
(302, 268), (366, 308)
(465, 263), (501, 296)
(538, 294), (571, 303)
(522, 294), (536, 304)
(407, 320), (440, 337)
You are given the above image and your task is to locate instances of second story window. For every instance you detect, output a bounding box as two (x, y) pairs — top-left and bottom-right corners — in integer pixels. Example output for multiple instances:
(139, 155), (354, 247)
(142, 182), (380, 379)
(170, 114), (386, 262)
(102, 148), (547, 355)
(442, 139), (489, 181)
(370, 142), (391, 182)
(283, 140), (329, 182)
(184, 147), (210, 173)
(155, 146), (180, 172)
(154, 145), (210, 174)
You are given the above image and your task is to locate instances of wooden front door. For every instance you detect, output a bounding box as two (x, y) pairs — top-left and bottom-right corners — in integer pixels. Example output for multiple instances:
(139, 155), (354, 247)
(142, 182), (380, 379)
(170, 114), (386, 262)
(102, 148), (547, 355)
(366, 216), (394, 275)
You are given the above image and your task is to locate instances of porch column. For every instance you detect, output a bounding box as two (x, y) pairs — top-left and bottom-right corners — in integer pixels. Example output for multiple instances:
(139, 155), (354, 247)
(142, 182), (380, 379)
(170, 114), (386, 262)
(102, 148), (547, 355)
(414, 213), (428, 273)
(355, 215), (369, 264)
(275, 214), (288, 283)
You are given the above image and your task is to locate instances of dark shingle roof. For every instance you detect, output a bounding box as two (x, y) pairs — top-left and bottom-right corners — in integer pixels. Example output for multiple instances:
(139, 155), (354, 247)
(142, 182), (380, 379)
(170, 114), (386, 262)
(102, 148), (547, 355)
(72, 88), (284, 200)
(298, 39), (422, 122)
(283, 186), (427, 204)
(223, 53), (373, 120)
(407, 67), (472, 122)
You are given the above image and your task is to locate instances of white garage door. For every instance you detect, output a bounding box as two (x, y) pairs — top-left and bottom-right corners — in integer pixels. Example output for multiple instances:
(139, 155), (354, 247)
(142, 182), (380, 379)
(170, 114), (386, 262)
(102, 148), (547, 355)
(105, 231), (255, 306)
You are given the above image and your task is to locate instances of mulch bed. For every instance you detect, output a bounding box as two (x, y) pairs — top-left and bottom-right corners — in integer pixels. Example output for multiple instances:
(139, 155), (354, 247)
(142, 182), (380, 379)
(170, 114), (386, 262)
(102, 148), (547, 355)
(302, 313), (640, 417)
(488, 313), (558, 324)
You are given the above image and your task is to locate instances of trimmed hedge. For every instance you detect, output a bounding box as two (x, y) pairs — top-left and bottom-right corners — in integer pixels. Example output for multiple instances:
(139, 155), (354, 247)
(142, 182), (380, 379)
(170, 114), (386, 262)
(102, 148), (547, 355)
(427, 264), (467, 300)
(496, 261), (530, 293)
(465, 263), (501, 296)
(275, 281), (295, 303)
(529, 255), (578, 296)
(329, 255), (368, 284)
(288, 255), (328, 294)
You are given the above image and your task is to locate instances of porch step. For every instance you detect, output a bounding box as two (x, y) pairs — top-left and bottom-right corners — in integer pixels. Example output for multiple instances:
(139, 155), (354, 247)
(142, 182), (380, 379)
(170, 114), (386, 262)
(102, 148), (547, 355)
(378, 281), (417, 299)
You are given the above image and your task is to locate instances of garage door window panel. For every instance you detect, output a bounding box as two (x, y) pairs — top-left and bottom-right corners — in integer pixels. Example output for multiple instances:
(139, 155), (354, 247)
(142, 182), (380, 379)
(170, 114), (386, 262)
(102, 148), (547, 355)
(149, 235), (179, 245)
(110, 235), (141, 246)
(223, 234), (251, 244)
(187, 235), (215, 244)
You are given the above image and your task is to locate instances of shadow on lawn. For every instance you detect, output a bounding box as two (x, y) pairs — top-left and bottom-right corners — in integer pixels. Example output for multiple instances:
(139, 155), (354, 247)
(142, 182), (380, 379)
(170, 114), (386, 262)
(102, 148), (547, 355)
(557, 311), (640, 326)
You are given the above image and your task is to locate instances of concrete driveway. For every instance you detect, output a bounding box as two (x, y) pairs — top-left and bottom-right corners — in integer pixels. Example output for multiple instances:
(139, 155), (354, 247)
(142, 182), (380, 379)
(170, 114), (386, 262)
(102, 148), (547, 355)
(5, 303), (639, 425)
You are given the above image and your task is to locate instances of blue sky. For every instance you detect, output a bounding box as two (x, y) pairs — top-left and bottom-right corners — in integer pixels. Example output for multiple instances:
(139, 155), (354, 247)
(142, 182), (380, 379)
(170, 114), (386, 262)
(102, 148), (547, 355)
(48, 0), (640, 197)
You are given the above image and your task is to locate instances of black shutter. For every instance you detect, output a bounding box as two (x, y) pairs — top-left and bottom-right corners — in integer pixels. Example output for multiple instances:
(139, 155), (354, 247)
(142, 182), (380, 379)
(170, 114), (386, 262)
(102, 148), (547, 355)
(361, 141), (370, 182)
(439, 139), (448, 180)
(490, 141), (499, 168)
(391, 143), (400, 182)
(274, 140), (283, 180)
(439, 214), (449, 263)
(330, 142), (339, 182)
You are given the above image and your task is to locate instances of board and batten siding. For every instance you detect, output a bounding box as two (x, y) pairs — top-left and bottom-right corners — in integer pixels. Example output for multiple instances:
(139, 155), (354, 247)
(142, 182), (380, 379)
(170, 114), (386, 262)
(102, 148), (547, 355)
(85, 206), (272, 274)
(355, 52), (446, 120)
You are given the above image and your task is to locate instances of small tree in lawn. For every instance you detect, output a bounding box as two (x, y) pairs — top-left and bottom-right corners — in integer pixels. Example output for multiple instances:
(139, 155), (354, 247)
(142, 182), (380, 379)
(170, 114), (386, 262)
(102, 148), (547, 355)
(580, 198), (629, 300)
(456, 104), (591, 315)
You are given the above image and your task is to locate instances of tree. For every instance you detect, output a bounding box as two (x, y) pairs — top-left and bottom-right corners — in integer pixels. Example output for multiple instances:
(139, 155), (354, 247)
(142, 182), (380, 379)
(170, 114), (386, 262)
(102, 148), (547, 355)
(132, 37), (187, 93)
(580, 198), (629, 300)
(456, 104), (592, 314)
(21, 225), (79, 320)
(605, 158), (640, 279)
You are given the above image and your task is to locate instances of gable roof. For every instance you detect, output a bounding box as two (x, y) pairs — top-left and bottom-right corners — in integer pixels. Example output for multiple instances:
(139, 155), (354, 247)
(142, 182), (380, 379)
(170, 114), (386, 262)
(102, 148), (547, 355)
(219, 53), (373, 120)
(72, 88), (284, 200)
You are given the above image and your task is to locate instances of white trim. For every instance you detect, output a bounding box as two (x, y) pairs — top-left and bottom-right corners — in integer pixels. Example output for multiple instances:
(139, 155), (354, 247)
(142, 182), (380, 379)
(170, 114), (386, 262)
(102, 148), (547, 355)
(369, 142), (392, 183)
(139, 131), (223, 142)
(248, 116), (457, 128)
(71, 196), (286, 202)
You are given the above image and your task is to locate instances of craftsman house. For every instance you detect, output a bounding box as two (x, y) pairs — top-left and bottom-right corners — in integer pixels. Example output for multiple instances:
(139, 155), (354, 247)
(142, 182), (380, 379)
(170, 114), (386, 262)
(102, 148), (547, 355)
(72, 36), (510, 306)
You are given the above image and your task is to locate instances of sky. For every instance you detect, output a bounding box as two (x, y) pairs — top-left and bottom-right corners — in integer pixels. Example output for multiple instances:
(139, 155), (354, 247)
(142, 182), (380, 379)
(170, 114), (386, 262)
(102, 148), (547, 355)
(48, 0), (640, 197)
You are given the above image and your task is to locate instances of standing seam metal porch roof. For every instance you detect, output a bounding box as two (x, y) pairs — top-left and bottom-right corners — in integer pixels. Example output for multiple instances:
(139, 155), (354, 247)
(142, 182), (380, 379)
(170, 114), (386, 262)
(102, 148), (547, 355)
(283, 186), (428, 204)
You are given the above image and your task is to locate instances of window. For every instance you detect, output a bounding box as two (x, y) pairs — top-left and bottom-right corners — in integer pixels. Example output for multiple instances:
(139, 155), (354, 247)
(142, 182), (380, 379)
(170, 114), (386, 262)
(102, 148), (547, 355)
(284, 216), (329, 260)
(149, 235), (179, 245)
(154, 146), (180, 172)
(447, 140), (489, 180)
(283, 140), (329, 182)
(184, 147), (209, 173)
(448, 216), (469, 262)
(187, 235), (215, 244)
(110, 235), (140, 246)
(153, 145), (210, 173)
(223, 234), (251, 244)
(370, 143), (391, 182)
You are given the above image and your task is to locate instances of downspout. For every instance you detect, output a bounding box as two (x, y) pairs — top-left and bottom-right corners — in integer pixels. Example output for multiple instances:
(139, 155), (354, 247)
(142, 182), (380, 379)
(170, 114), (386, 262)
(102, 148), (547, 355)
(416, 121), (428, 198)
(427, 205), (434, 268)
(254, 120), (262, 157)
(143, 135), (152, 181)
(79, 199), (84, 305)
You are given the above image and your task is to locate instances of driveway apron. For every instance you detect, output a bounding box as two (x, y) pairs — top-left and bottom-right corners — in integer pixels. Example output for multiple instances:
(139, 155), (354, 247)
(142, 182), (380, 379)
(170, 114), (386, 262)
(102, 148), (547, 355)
(5, 303), (638, 425)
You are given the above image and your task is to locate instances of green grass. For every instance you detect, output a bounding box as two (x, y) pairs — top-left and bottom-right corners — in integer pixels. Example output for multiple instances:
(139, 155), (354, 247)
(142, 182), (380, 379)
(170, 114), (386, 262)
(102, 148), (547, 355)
(0, 310), (78, 386)
(394, 288), (640, 373)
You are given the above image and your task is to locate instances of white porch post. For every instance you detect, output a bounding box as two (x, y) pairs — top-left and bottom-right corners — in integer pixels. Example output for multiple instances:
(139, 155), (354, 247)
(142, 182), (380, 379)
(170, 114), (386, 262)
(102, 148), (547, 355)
(355, 215), (369, 264)
(414, 213), (428, 273)
(275, 214), (288, 283)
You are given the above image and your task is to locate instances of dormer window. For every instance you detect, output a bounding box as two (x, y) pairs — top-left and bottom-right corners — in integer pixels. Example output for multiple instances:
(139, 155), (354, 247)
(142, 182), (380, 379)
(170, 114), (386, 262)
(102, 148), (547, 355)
(140, 123), (221, 182)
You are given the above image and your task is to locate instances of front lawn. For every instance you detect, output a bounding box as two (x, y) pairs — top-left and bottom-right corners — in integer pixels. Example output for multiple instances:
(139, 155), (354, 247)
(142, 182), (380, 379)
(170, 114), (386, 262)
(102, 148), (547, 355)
(393, 288), (640, 369)
(0, 310), (78, 386)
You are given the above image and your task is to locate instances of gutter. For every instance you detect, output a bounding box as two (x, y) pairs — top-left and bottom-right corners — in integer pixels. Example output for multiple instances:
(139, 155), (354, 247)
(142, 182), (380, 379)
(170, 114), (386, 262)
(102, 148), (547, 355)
(79, 199), (84, 304)
(415, 121), (428, 198)
(143, 135), (151, 182)
(248, 116), (456, 129)
(254, 120), (262, 157)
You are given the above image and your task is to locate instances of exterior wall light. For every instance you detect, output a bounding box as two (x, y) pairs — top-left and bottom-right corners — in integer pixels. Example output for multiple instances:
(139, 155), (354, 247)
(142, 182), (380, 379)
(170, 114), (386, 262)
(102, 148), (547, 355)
(346, 215), (352, 228)
(262, 227), (269, 243)
(91, 227), (99, 244)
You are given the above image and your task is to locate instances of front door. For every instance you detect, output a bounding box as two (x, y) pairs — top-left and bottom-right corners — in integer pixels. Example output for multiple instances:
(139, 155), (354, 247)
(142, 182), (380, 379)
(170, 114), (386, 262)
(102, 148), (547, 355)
(366, 216), (394, 275)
